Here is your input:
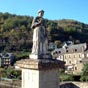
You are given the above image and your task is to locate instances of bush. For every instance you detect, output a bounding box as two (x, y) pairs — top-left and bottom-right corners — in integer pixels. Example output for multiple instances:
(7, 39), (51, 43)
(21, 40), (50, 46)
(80, 63), (88, 82)
(60, 73), (74, 82)
(2, 68), (21, 80)
(80, 76), (88, 82)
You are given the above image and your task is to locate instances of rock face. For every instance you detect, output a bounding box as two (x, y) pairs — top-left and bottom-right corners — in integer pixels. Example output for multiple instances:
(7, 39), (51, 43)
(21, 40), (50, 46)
(60, 82), (88, 88)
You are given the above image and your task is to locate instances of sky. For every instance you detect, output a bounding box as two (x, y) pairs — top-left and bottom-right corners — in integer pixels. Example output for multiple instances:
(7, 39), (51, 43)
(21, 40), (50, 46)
(0, 0), (88, 24)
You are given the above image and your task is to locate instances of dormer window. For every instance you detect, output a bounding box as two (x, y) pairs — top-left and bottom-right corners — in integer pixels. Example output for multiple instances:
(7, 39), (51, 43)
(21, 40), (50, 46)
(58, 51), (61, 53)
(55, 51), (58, 54)
(75, 49), (77, 52)
(65, 46), (68, 49)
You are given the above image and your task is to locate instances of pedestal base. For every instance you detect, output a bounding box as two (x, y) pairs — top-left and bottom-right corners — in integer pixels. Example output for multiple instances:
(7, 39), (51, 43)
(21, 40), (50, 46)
(16, 59), (61, 88)
(22, 68), (59, 88)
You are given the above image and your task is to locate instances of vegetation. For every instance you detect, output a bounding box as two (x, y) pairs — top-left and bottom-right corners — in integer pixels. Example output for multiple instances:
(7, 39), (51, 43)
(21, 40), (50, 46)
(0, 67), (21, 80)
(80, 63), (88, 81)
(0, 12), (88, 53)
(59, 73), (74, 82)
(14, 51), (30, 60)
(59, 63), (88, 82)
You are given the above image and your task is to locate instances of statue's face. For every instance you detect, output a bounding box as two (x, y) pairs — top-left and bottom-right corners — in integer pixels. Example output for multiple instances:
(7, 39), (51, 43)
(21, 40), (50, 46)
(38, 12), (44, 17)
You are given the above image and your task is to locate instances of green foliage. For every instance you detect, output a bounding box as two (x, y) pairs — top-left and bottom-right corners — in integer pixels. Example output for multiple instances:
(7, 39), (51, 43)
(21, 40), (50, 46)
(14, 52), (30, 60)
(1, 67), (21, 80)
(0, 68), (5, 78)
(0, 12), (88, 52)
(80, 63), (88, 81)
(60, 73), (74, 82)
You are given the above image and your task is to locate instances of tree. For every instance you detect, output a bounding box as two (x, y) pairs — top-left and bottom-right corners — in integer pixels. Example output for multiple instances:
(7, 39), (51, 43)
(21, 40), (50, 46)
(0, 12), (88, 52)
(80, 63), (88, 81)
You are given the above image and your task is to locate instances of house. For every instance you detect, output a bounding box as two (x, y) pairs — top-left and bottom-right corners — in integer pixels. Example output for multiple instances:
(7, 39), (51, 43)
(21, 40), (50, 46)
(0, 53), (16, 67)
(48, 42), (57, 50)
(81, 50), (88, 63)
(62, 41), (73, 48)
(52, 42), (87, 75)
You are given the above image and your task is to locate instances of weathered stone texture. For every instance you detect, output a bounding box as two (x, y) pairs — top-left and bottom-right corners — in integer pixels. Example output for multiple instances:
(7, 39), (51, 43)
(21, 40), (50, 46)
(22, 69), (59, 88)
(16, 59), (61, 88)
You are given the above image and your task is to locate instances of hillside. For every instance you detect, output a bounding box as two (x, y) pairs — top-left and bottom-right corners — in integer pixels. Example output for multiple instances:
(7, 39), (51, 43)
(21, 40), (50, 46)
(0, 12), (88, 52)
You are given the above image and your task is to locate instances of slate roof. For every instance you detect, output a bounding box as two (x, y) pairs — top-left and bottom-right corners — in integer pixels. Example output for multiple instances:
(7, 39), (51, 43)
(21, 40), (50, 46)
(52, 43), (87, 57)
(0, 53), (12, 59)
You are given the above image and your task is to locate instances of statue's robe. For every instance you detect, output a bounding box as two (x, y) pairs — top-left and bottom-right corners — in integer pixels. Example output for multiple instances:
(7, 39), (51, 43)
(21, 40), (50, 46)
(31, 16), (48, 55)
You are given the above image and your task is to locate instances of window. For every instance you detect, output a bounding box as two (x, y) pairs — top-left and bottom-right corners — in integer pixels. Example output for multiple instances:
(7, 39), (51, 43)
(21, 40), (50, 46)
(55, 51), (58, 54)
(75, 67), (77, 70)
(75, 49), (77, 52)
(53, 52), (55, 55)
(80, 60), (82, 63)
(65, 47), (68, 49)
(69, 61), (71, 64)
(66, 50), (68, 53)
(58, 51), (61, 53)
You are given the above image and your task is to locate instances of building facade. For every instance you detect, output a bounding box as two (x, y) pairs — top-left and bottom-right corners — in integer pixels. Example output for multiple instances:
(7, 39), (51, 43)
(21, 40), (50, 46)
(52, 42), (87, 75)
(0, 53), (15, 67)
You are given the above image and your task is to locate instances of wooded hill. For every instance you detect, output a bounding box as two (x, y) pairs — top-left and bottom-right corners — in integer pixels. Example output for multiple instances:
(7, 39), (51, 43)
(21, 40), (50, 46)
(0, 12), (88, 52)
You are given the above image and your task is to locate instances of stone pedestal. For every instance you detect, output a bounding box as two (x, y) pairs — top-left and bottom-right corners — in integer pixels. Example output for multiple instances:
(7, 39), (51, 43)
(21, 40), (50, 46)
(29, 53), (52, 59)
(16, 59), (60, 88)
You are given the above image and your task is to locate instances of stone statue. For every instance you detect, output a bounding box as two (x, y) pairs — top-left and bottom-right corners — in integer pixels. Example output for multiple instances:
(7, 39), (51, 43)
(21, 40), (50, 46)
(30, 10), (48, 59)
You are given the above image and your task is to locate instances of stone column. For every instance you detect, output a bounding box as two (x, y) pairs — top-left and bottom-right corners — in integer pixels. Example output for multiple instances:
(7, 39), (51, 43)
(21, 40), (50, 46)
(16, 59), (60, 88)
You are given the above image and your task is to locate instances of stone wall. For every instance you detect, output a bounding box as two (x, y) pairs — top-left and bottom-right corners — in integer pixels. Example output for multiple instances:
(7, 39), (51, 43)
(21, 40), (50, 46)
(60, 82), (88, 88)
(0, 80), (21, 88)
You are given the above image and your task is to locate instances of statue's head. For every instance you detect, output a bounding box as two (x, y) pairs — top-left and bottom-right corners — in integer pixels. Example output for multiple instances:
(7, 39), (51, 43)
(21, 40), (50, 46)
(38, 10), (44, 17)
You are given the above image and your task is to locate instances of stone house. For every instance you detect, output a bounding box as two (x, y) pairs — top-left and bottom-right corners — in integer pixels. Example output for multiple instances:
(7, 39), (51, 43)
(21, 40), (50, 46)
(52, 42), (87, 75)
(81, 50), (88, 63)
(0, 53), (15, 67)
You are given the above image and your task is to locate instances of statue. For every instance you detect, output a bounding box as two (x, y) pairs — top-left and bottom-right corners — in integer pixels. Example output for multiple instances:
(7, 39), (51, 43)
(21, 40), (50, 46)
(30, 10), (48, 59)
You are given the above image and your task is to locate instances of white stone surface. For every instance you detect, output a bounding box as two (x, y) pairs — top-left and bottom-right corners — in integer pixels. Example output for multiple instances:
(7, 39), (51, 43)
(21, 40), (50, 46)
(31, 11), (48, 56)
(22, 69), (59, 88)
(29, 54), (39, 59)
(22, 69), (39, 88)
(29, 54), (51, 59)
